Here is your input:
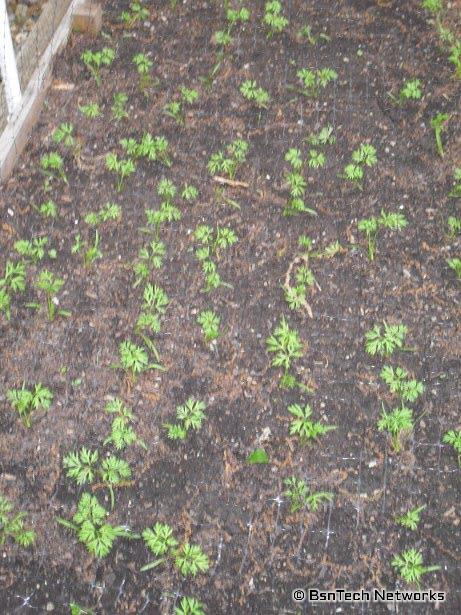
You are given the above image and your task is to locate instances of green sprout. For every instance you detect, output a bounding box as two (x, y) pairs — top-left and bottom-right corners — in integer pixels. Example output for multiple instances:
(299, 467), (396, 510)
(392, 549), (440, 588)
(53, 123), (75, 149)
(380, 365), (424, 403)
(0, 261), (26, 320)
(263, 1), (288, 37)
(40, 151), (67, 187)
(133, 53), (154, 93)
(296, 67), (337, 97)
(266, 317), (303, 389)
(112, 92), (129, 121)
(448, 40), (461, 78)
(357, 209), (407, 261)
(443, 429), (461, 466)
(430, 113), (449, 158)
(164, 397), (207, 441)
(117, 339), (161, 380)
(240, 80), (270, 109)
(175, 543), (210, 577)
(288, 403), (336, 444)
(343, 143), (377, 188)
(396, 505), (426, 531)
(104, 398), (146, 451)
(79, 102), (101, 119)
(449, 169), (461, 198)
(105, 153), (136, 192)
(364, 321), (408, 357)
(120, 2), (149, 27)
(81, 48), (115, 86)
(0, 495), (35, 547)
(33, 270), (70, 321)
(378, 405), (414, 452)
(398, 79), (422, 102)
(447, 257), (461, 279)
(175, 597), (206, 615)
(7, 383), (53, 427)
(283, 477), (333, 513)
(208, 139), (249, 180)
(197, 310), (220, 342)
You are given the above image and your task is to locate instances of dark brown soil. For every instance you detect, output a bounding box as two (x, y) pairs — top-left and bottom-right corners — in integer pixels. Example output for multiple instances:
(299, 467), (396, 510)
(1, 1), (460, 613)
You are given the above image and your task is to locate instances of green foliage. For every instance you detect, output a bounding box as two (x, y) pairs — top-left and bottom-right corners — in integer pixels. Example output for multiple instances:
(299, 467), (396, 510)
(343, 143), (377, 188)
(448, 169), (461, 198)
(448, 40), (461, 78)
(364, 321), (408, 357)
(40, 151), (67, 186)
(79, 102), (101, 119)
(38, 199), (57, 218)
(164, 87), (199, 124)
(0, 495), (35, 547)
(194, 225), (237, 292)
(246, 448), (269, 465)
(121, 133), (171, 166)
(83, 231), (102, 267)
(227, 6), (250, 27)
(421, 0), (442, 13)
(208, 139), (249, 180)
(296, 67), (338, 97)
(443, 430), (461, 466)
(284, 263), (315, 311)
(399, 79), (422, 101)
(112, 92), (129, 121)
(283, 148), (316, 217)
(392, 549), (440, 587)
(240, 80), (270, 109)
(181, 184), (199, 201)
(283, 476), (333, 513)
(53, 123), (75, 149)
(104, 398), (145, 451)
(197, 310), (220, 342)
(447, 257), (461, 279)
(135, 283), (169, 361)
(105, 153), (136, 192)
(14, 237), (49, 262)
(306, 125), (336, 146)
(288, 403), (336, 444)
(380, 366), (424, 403)
(430, 112), (449, 158)
(263, 1), (288, 37)
(447, 215), (461, 238)
(175, 597), (206, 615)
(378, 405), (413, 452)
(35, 270), (69, 321)
(357, 209), (407, 260)
(164, 397), (207, 441)
(7, 383), (52, 427)
(133, 53), (154, 92)
(396, 505), (426, 531)
(118, 340), (155, 379)
(69, 603), (94, 615)
(308, 149), (325, 168)
(85, 202), (121, 226)
(0, 260), (26, 320)
(58, 493), (133, 558)
(175, 543), (210, 577)
(120, 2), (149, 27)
(134, 240), (166, 287)
(142, 522), (178, 556)
(81, 48), (115, 86)
(266, 317), (303, 387)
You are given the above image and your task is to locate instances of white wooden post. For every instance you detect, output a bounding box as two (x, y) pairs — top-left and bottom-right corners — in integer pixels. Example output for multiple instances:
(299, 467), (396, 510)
(0, 0), (22, 117)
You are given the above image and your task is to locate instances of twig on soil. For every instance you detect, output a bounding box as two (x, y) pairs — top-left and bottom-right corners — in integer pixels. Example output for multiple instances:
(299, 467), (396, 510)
(213, 176), (249, 188)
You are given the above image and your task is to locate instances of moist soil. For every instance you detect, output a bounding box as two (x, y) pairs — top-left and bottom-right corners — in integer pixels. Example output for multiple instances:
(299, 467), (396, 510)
(0, 1), (460, 613)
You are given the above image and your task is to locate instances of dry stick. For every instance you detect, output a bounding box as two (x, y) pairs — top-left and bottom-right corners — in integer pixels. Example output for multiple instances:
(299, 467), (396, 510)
(212, 175), (249, 188)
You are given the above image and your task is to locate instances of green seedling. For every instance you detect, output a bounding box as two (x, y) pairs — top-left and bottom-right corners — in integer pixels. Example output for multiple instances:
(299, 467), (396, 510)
(181, 184), (199, 201)
(392, 549), (440, 588)
(378, 405), (414, 452)
(112, 92), (129, 121)
(53, 122), (75, 150)
(40, 151), (67, 187)
(135, 283), (168, 360)
(57, 493), (136, 557)
(83, 231), (102, 267)
(283, 148), (316, 216)
(175, 543), (210, 577)
(63, 448), (132, 509)
(14, 237), (49, 262)
(81, 48), (115, 86)
(296, 67), (338, 97)
(266, 317), (303, 389)
(197, 310), (220, 342)
(164, 397), (207, 441)
(143, 179), (181, 239)
(448, 40), (461, 78)
(288, 403), (336, 444)
(164, 87), (199, 124)
(306, 124), (336, 146)
(116, 339), (162, 380)
(37, 199), (57, 218)
(133, 53), (154, 93)
(364, 321), (408, 357)
(121, 133), (171, 166)
(70, 603), (94, 615)
(284, 262), (315, 311)
(342, 143), (377, 188)
(120, 1), (149, 27)
(29, 270), (69, 321)
(443, 429), (461, 466)
(0, 495), (35, 547)
(421, 0), (442, 13)
(71, 234), (84, 255)
(0, 260), (26, 320)
(194, 225), (237, 292)
(447, 257), (461, 279)
(357, 209), (407, 260)
(175, 597), (206, 615)
(79, 102), (101, 119)
(133, 240), (166, 287)
(283, 477), (333, 513)
(208, 139), (249, 180)
(396, 505), (426, 531)
(447, 215), (461, 238)
(449, 169), (461, 198)
(104, 398), (146, 451)
(398, 79), (423, 102)
(105, 153), (136, 192)
(308, 149), (325, 168)
(381, 365), (424, 403)
(297, 24), (330, 44)
(263, 0), (288, 37)
(226, 5), (250, 28)
(85, 202), (121, 226)
(7, 383), (53, 427)
(246, 448), (269, 465)
(240, 80), (270, 109)
(430, 113), (449, 158)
